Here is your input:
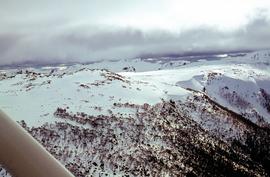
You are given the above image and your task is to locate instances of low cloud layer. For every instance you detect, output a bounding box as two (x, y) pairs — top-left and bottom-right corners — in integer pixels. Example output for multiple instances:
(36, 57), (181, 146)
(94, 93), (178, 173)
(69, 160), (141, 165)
(0, 1), (270, 65)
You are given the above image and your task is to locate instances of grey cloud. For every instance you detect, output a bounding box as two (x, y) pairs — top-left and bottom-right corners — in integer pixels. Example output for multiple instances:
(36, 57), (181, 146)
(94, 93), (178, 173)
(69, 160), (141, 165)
(0, 15), (270, 66)
(61, 28), (146, 50)
(0, 33), (22, 55)
(237, 17), (270, 45)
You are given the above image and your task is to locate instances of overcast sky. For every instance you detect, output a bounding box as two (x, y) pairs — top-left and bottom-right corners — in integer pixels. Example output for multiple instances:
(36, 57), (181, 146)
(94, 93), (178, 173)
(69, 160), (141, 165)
(0, 0), (270, 65)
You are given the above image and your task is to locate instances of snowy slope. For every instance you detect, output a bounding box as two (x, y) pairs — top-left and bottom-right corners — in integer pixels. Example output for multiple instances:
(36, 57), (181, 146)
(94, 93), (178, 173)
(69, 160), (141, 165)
(175, 52), (270, 126)
(0, 67), (190, 127)
(0, 50), (270, 176)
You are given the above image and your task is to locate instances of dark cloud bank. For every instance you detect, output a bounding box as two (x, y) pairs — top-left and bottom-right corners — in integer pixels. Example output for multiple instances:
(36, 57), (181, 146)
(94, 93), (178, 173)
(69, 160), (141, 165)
(0, 16), (270, 66)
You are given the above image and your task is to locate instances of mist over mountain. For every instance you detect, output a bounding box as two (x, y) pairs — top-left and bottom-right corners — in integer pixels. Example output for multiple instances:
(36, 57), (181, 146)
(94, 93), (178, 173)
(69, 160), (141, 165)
(1, 1), (270, 66)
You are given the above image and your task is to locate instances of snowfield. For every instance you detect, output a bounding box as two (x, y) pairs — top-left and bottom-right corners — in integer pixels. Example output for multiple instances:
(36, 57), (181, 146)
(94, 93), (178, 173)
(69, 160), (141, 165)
(0, 50), (270, 176)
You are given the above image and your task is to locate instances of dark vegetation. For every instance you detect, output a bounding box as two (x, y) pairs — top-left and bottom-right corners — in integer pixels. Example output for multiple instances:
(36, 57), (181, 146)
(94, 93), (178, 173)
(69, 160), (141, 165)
(259, 88), (270, 113)
(17, 99), (270, 177)
(241, 128), (270, 175)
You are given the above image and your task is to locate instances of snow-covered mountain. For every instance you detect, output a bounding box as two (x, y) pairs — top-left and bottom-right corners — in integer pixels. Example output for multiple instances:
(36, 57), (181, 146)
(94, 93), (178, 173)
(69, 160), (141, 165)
(0, 51), (270, 176)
